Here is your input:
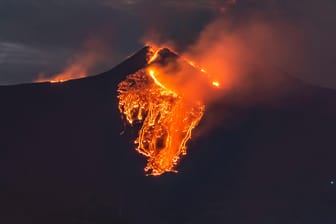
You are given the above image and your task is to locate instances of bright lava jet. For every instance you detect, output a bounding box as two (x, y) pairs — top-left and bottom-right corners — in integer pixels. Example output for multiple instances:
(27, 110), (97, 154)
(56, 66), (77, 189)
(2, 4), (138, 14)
(117, 46), (220, 176)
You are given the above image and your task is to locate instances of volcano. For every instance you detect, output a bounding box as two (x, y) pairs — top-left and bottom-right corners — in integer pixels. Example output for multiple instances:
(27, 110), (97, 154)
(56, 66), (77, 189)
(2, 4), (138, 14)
(0, 46), (335, 223)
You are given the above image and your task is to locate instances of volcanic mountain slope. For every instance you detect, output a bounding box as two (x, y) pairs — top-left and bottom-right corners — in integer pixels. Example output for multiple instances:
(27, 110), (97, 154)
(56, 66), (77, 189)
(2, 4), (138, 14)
(0, 46), (335, 224)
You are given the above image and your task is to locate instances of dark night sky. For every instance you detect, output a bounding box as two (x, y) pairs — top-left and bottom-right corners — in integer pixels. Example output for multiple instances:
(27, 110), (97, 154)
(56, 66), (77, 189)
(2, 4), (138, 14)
(0, 0), (335, 88)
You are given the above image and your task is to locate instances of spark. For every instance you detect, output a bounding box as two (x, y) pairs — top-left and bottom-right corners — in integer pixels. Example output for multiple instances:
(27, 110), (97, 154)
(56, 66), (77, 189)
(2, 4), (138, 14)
(212, 81), (220, 87)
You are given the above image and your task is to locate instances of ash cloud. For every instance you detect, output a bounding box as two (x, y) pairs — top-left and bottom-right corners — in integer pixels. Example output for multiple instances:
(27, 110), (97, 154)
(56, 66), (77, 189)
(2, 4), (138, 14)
(233, 0), (336, 89)
(181, 17), (303, 101)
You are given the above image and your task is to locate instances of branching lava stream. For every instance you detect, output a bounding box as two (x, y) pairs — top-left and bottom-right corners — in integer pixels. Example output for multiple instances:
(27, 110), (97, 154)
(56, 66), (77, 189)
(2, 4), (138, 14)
(117, 46), (217, 176)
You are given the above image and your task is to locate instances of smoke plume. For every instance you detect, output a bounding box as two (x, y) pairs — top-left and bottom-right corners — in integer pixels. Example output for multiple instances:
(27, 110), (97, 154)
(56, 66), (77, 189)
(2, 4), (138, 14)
(36, 36), (112, 83)
(141, 5), (311, 136)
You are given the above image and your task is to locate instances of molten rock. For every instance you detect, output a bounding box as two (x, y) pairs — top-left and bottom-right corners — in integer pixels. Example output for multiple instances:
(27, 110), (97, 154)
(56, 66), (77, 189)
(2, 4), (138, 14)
(117, 47), (205, 176)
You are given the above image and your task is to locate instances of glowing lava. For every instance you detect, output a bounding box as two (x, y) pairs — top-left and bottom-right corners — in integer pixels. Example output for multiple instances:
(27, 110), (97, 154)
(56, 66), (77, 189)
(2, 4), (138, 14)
(36, 69), (86, 83)
(117, 46), (219, 176)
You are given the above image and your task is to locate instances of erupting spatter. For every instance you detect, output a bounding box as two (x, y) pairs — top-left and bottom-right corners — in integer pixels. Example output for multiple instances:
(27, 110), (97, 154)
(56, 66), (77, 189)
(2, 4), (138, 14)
(117, 46), (212, 176)
(212, 81), (220, 87)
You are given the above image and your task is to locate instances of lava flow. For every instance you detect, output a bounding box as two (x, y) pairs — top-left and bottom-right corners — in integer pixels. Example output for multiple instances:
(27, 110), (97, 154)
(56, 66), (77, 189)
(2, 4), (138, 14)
(117, 46), (220, 176)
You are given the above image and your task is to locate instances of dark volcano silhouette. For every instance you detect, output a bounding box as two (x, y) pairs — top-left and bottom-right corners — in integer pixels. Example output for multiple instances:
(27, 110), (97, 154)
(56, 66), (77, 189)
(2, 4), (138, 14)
(0, 46), (335, 224)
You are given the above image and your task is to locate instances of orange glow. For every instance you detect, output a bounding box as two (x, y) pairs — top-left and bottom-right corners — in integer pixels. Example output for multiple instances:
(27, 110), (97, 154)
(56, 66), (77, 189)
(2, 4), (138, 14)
(117, 46), (215, 176)
(35, 65), (87, 83)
